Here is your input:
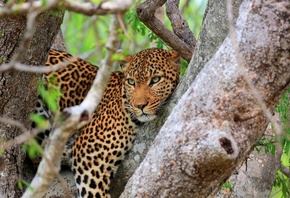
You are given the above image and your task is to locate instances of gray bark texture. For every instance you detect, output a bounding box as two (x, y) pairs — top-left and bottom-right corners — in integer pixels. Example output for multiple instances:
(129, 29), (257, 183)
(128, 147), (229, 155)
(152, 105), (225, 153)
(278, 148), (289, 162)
(0, 4), (64, 198)
(215, 114), (281, 197)
(120, 0), (290, 197)
(110, 1), (243, 197)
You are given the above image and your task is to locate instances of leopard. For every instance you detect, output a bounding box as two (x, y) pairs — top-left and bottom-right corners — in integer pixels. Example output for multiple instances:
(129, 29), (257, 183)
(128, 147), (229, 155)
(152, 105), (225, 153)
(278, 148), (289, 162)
(35, 47), (181, 198)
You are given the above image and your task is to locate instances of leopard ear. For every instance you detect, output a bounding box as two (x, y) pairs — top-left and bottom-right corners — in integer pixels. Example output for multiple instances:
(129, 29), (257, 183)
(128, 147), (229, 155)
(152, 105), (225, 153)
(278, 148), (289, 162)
(117, 49), (132, 72)
(167, 50), (180, 62)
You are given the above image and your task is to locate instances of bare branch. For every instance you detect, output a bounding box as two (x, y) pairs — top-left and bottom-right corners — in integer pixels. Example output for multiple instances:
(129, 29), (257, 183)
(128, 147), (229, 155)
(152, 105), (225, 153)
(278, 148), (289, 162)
(42, 155), (71, 198)
(0, 117), (28, 135)
(62, 0), (133, 16)
(280, 164), (290, 178)
(0, 0), (60, 18)
(0, 58), (76, 73)
(22, 13), (122, 198)
(0, 117), (41, 154)
(166, 0), (196, 50)
(0, 0), (133, 18)
(137, 0), (193, 62)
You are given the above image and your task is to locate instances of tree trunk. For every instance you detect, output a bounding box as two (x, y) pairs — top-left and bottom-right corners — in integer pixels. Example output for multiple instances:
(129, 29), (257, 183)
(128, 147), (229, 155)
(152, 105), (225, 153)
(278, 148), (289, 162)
(120, 0), (290, 197)
(0, 4), (64, 197)
(110, 1), (243, 197)
(215, 114), (281, 197)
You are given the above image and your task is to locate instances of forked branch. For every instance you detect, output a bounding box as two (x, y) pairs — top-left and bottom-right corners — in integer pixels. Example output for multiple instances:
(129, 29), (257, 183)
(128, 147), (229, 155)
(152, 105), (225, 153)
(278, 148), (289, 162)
(137, 0), (195, 62)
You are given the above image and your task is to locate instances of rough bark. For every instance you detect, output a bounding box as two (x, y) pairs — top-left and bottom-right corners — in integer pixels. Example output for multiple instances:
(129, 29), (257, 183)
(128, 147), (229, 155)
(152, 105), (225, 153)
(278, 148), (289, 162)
(110, 1), (242, 197)
(215, 150), (280, 198)
(166, 0), (196, 50)
(51, 30), (66, 51)
(215, 114), (281, 197)
(0, 3), (64, 197)
(120, 0), (290, 197)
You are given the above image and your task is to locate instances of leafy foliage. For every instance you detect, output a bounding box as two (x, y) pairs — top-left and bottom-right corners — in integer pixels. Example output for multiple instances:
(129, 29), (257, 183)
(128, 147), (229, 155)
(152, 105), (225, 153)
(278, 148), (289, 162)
(270, 87), (290, 198)
(63, 0), (207, 67)
(254, 136), (276, 156)
(253, 87), (290, 198)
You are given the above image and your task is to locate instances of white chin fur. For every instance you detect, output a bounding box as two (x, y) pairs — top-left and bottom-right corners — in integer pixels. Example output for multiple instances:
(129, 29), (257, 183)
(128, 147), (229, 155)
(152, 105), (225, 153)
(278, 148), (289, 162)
(137, 114), (157, 122)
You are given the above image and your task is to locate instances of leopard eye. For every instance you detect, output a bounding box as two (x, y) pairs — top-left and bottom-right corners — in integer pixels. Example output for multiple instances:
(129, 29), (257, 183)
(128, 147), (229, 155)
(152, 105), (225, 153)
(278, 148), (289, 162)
(127, 78), (135, 86)
(150, 76), (161, 86)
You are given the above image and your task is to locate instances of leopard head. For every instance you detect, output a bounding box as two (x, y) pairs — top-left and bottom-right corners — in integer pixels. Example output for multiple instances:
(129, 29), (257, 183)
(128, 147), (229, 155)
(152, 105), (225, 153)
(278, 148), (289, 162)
(120, 48), (181, 122)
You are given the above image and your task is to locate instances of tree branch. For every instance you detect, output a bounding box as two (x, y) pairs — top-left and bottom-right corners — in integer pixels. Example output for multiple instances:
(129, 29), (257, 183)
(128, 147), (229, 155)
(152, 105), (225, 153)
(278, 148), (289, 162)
(0, 117), (37, 152)
(166, 0), (196, 50)
(61, 0), (133, 16)
(280, 164), (290, 178)
(137, 0), (193, 62)
(0, 0), (133, 18)
(0, 58), (75, 73)
(0, 0), (60, 18)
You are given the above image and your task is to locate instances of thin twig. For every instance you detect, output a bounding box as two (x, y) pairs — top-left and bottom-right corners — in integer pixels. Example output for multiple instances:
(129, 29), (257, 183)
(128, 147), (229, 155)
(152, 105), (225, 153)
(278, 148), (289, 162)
(42, 154), (71, 198)
(61, 0), (133, 16)
(0, 117), (71, 196)
(0, 0), (60, 18)
(0, 0), (133, 18)
(280, 164), (290, 178)
(0, 117), (38, 152)
(0, 57), (76, 73)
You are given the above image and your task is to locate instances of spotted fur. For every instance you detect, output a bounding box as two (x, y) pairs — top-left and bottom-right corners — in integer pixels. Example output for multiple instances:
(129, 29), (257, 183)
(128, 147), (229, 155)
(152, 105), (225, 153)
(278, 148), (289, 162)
(38, 48), (180, 198)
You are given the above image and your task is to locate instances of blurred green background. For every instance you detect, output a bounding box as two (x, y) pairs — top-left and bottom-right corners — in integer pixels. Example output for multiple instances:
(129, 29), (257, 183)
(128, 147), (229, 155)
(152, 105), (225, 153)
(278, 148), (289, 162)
(61, 0), (206, 65)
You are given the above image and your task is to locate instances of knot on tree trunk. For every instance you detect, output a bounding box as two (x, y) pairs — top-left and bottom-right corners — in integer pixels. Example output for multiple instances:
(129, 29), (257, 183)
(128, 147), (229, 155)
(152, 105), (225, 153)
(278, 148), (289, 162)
(179, 129), (239, 182)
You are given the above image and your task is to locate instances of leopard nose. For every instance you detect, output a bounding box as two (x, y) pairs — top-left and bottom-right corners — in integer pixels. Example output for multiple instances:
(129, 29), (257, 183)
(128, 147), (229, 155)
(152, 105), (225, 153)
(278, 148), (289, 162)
(135, 102), (148, 110)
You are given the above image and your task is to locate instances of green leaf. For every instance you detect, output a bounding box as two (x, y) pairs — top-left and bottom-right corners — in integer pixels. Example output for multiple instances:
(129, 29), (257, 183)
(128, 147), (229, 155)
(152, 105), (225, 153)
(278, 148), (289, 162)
(18, 179), (33, 191)
(23, 139), (43, 159)
(30, 113), (49, 130)
(222, 181), (233, 190)
(38, 80), (61, 112)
